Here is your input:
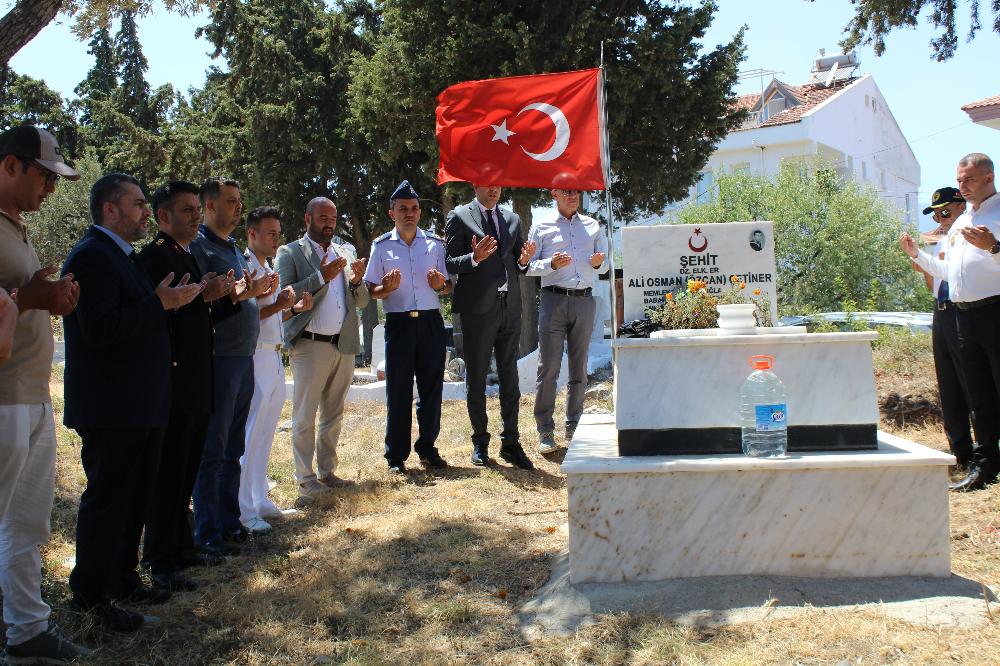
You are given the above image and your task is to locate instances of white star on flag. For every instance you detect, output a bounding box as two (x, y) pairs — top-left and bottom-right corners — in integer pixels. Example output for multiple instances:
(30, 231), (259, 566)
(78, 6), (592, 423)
(490, 119), (516, 144)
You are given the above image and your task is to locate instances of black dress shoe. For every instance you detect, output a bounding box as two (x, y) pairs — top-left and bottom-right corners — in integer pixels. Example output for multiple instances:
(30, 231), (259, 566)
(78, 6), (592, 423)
(152, 571), (197, 591)
(499, 446), (535, 471)
(420, 455), (449, 469)
(471, 449), (491, 467)
(115, 584), (172, 605)
(201, 540), (241, 556)
(224, 525), (250, 543)
(949, 463), (999, 492)
(69, 600), (145, 633)
(175, 549), (226, 568)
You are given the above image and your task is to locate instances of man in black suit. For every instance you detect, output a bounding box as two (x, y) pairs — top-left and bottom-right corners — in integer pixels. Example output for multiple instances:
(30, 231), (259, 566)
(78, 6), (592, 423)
(138, 181), (245, 591)
(63, 174), (204, 632)
(444, 184), (536, 469)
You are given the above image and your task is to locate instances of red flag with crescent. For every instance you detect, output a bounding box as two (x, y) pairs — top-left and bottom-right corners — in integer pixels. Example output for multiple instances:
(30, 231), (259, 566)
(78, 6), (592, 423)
(435, 69), (609, 190)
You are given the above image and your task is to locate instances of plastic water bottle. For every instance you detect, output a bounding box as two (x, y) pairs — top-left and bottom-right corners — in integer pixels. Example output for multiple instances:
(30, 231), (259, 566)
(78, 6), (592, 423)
(740, 355), (788, 457)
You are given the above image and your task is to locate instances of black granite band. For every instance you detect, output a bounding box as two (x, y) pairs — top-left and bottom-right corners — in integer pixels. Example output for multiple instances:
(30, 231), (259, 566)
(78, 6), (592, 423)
(617, 424), (878, 456)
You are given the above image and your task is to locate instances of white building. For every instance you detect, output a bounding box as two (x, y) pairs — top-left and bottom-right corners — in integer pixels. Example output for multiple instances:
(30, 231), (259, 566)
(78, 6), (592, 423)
(649, 50), (921, 227)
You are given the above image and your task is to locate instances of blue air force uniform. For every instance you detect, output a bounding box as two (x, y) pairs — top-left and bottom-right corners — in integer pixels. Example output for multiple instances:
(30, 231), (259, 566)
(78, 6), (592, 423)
(365, 191), (452, 466)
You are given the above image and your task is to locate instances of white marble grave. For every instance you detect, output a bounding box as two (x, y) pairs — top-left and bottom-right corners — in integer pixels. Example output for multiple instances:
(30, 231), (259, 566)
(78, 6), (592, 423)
(562, 415), (954, 583)
(370, 324), (386, 370)
(614, 330), (879, 431)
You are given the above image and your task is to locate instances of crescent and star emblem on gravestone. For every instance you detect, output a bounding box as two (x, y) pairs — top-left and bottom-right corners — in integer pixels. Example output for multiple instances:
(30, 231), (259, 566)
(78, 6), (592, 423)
(688, 228), (708, 252)
(490, 103), (571, 162)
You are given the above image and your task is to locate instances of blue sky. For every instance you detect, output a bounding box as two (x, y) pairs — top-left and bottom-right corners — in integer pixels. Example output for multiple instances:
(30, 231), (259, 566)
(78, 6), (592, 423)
(10, 1), (1000, 231)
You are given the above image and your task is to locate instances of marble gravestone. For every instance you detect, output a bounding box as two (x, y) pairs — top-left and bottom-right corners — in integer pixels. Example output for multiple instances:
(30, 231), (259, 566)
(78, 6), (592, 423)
(621, 222), (778, 324)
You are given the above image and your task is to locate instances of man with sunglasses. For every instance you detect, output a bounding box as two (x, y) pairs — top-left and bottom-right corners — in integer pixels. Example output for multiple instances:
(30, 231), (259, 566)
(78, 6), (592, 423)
(526, 182), (607, 454)
(913, 187), (973, 471)
(902, 154), (1000, 491)
(0, 126), (91, 663)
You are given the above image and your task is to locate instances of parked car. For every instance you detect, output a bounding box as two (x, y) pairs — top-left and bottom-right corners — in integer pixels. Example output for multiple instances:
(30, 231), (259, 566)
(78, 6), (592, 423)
(778, 311), (932, 333)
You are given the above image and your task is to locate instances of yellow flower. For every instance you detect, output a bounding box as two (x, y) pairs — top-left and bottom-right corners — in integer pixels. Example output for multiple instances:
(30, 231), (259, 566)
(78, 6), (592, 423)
(739, 282), (746, 289)
(730, 275), (738, 283)
(753, 288), (761, 295)
(665, 293), (673, 300)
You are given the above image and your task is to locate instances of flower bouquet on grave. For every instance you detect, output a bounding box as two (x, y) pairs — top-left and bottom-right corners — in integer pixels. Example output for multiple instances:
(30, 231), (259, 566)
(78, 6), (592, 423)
(646, 277), (772, 331)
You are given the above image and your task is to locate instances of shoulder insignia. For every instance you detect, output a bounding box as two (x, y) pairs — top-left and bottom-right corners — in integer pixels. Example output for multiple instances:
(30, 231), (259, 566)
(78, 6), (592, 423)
(373, 232), (393, 244)
(156, 238), (165, 245)
(173, 244), (184, 256)
(425, 233), (443, 242)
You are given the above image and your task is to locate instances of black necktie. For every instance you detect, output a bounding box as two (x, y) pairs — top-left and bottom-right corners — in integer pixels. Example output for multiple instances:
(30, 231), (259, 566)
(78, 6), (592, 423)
(938, 280), (949, 303)
(485, 209), (507, 287)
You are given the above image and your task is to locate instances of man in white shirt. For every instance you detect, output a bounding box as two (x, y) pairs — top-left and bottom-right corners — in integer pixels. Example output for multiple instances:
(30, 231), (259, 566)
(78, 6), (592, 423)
(240, 206), (313, 533)
(901, 153), (1000, 491)
(274, 197), (369, 503)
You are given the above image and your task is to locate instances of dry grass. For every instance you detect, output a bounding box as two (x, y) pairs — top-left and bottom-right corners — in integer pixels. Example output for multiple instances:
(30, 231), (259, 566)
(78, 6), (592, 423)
(18, 357), (1000, 665)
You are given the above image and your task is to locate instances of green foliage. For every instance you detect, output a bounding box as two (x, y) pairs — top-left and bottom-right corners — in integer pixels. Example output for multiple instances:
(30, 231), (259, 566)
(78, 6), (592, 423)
(0, 68), (82, 159)
(668, 162), (934, 317)
(349, 0), (748, 221)
(25, 149), (104, 269)
(833, 0), (1000, 61)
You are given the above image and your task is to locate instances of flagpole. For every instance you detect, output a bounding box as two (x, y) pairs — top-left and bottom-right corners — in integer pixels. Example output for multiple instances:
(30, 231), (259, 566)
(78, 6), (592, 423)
(599, 55), (618, 342)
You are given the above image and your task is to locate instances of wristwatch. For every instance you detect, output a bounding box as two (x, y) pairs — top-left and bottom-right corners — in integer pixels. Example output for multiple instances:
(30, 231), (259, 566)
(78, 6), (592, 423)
(434, 284), (446, 293)
(991, 241), (1000, 255)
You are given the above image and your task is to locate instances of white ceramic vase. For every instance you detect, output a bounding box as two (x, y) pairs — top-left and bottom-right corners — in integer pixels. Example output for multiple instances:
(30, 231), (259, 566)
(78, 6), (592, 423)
(716, 304), (757, 334)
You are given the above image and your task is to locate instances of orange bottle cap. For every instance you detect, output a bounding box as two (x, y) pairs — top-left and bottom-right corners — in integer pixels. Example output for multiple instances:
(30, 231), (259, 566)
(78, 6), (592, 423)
(750, 355), (773, 370)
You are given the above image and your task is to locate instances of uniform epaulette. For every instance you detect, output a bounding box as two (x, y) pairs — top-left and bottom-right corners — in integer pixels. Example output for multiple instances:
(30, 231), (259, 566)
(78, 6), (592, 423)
(425, 233), (443, 242)
(155, 238), (165, 245)
(373, 232), (393, 244)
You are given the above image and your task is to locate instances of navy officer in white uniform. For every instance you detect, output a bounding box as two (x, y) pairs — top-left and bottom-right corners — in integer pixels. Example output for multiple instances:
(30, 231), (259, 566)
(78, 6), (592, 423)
(365, 181), (453, 475)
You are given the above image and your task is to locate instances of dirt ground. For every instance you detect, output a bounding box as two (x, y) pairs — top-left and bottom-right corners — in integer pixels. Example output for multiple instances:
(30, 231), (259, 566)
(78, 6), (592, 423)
(19, 340), (1000, 665)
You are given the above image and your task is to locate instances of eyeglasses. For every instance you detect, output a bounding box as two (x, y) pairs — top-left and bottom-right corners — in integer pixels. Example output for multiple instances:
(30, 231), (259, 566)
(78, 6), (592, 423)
(556, 190), (580, 196)
(19, 158), (61, 185)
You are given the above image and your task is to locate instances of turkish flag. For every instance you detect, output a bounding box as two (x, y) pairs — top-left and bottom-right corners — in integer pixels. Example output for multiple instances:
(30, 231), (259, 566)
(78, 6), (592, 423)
(435, 68), (608, 190)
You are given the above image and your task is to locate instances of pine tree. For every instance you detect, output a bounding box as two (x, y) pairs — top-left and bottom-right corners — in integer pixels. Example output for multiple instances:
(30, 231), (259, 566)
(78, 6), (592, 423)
(113, 11), (156, 133)
(74, 25), (117, 126)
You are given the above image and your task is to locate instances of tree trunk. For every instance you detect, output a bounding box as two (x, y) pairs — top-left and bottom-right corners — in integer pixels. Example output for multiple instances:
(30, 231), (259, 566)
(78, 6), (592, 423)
(0, 0), (62, 66)
(512, 197), (539, 358)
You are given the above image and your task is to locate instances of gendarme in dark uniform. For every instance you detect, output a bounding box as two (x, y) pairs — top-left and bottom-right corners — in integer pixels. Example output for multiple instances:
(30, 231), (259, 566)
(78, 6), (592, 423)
(364, 181), (452, 473)
(138, 222), (240, 585)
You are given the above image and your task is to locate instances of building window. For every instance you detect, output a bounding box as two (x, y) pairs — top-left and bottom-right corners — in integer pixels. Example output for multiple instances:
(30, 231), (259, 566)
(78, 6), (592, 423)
(905, 193), (910, 212)
(865, 94), (869, 108)
(764, 92), (785, 121)
(862, 162), (867, 179)
(872, 99), (877, 113)
(695, 171), (714, 202)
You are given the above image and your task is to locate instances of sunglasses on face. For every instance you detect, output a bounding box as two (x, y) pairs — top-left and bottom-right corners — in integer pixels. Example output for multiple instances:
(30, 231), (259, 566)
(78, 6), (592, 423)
(556, 190), (580, 196)
(939, 209), (953, 219)
(20, 158), (61, 185)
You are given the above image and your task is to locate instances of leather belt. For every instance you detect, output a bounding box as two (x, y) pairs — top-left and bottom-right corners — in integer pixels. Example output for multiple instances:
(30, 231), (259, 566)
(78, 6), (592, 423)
(387, 310), (438, 318)
(543, 285), (593, 297)
(935, 300), (956, 311)
(954, 295), (1000, 310)
(300, 331), (340, 344)
(256, 342), (282, 351)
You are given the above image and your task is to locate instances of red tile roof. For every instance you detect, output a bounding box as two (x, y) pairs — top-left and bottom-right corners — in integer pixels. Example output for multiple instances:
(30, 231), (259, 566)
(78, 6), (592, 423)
(961, 95), (1000, 110)
(733, 79), (860, 130)
(734, 93), (760, 111)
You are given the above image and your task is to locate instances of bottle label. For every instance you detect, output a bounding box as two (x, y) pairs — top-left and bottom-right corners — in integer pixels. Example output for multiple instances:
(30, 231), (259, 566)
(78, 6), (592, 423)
(755, 404), (787, 431)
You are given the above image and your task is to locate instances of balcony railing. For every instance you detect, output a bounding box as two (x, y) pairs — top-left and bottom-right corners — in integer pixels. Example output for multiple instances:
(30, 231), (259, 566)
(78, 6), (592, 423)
(739, 111), (763, 130)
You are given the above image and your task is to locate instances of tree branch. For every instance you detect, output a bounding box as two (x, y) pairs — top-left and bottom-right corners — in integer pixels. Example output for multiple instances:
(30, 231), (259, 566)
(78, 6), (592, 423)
(0, 0), (63, 66)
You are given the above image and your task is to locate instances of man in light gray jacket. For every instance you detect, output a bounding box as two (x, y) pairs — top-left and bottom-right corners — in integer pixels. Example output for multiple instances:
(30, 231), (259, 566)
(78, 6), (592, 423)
(275, 197), (368, 503)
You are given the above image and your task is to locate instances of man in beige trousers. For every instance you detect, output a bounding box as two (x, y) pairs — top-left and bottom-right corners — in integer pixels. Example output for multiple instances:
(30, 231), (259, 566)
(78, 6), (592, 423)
(275, 197), (368, 504)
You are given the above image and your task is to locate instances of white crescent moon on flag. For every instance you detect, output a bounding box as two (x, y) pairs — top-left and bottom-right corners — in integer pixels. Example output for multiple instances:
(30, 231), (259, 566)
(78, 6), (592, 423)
(517, 103), (570, 162)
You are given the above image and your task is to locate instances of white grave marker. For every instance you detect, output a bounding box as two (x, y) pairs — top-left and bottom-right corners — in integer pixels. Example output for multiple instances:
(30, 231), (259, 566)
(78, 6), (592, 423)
(621, 222), (778, 323)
